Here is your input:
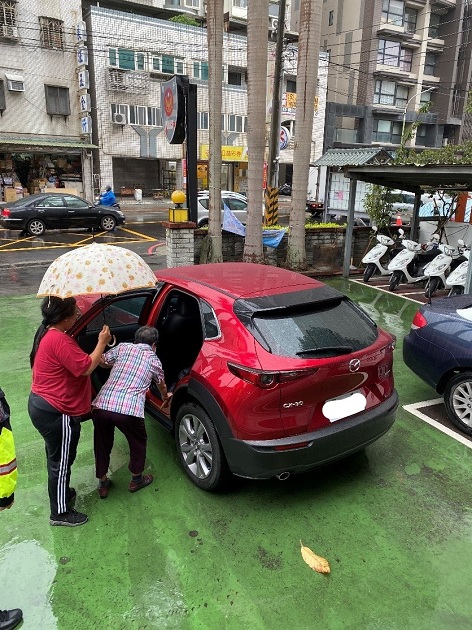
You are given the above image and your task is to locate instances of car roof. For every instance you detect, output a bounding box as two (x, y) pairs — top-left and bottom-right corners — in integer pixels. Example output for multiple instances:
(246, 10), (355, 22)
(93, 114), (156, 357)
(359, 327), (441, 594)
(157, 262), (326, 300)
(3, 192), (82, 207)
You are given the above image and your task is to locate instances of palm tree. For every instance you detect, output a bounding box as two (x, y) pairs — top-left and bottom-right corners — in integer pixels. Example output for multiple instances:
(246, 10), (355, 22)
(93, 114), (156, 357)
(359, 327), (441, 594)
(243, 0), (269, 263)
(285, 0), (321, 270)
(203, 0), (223, 262)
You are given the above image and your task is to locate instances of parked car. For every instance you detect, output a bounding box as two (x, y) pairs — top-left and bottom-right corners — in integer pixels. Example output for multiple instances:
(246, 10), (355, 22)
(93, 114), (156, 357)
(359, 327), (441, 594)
(197, 191), (249, 228)
(73, 263), (398, 491)
(0, 193), (125, 236)
(403, 294), (472, 435)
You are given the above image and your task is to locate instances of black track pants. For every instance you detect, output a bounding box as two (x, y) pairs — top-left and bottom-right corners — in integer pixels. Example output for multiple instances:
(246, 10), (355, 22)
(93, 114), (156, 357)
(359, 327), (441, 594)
(28, 393), (81, 518)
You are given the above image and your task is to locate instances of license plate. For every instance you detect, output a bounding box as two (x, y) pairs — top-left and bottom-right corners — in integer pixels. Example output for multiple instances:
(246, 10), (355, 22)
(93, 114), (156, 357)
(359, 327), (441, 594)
(322, 391), (367, 423)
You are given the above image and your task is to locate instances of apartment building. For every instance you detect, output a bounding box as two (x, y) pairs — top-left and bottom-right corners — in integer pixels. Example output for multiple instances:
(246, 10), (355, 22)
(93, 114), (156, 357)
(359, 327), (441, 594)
(0, 0), (94, 202)
(291, 0), (470, 151)
(83, 2), (326, 197)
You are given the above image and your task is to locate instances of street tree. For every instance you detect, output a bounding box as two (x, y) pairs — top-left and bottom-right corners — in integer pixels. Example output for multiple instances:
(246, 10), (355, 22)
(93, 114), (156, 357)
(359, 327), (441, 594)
(202, 0), (223, 263)
(285, 0), (321, 271)
(243, 0), (269, 263)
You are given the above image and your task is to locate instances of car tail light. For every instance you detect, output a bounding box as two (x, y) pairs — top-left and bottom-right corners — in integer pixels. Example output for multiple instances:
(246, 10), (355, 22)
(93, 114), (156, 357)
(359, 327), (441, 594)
(1, 208), (11, 217)
(228, 363), (318, 389)
(411, 311), (427, 330)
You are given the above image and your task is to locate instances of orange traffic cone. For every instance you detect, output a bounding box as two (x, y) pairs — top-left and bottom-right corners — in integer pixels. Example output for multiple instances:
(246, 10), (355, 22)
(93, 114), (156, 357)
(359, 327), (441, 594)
(396, 214), (402, 226)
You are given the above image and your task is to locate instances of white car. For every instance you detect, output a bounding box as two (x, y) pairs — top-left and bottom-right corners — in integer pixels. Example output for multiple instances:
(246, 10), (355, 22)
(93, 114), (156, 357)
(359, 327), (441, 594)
(197, 192), (248, 228)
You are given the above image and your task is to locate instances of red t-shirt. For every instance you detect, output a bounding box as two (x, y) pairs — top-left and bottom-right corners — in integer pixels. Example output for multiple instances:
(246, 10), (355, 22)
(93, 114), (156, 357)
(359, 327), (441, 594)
(31, 329), (93, 416)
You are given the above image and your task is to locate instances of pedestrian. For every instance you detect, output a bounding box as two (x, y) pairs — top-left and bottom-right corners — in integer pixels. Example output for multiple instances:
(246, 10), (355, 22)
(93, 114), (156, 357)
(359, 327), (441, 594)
(0, 387), (23, 630)
(92, 326), (171, 498)
(28, 296), (112, 527)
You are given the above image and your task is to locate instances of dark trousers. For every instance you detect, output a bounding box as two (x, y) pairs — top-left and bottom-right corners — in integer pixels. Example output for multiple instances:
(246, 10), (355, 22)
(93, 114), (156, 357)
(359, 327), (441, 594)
(28, 393), (81, 518)
(92, 408), (147, 479)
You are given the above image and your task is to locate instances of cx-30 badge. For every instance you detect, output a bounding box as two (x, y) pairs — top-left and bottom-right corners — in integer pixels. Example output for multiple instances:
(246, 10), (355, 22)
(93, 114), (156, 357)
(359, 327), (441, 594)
(349, 359), (361, 372)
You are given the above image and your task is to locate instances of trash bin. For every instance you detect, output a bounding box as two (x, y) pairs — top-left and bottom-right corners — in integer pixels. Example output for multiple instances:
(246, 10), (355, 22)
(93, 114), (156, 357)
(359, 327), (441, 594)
(134, 188), (143, 202)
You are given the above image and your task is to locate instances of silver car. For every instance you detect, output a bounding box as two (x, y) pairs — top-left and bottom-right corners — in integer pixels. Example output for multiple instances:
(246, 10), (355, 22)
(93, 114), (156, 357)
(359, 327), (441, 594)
(197, 192), (248, 228)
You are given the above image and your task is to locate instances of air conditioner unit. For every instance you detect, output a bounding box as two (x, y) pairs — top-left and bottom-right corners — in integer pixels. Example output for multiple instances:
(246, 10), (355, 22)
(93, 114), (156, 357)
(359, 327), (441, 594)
(0, 25), (18, 39)
(269, 16), (278, 31)
(6, 76), (24, 92)
(112, 112), (126, 125)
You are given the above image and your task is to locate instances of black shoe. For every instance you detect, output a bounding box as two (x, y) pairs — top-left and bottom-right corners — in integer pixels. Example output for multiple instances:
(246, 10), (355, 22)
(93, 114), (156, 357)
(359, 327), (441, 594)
(50, 509), (88, 527)
(0, 608), (23, 630)
(67, 487), (76, 508)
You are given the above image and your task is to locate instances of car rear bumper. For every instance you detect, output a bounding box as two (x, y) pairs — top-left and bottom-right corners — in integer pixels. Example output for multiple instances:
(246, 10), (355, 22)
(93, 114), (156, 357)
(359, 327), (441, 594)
(0, 218), (23, 229)
(222, 390), (398, 479)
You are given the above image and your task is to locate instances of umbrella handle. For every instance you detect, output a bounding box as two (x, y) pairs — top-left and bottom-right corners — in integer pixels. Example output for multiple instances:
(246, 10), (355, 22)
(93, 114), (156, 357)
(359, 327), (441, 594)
(108, 335), (116, 348)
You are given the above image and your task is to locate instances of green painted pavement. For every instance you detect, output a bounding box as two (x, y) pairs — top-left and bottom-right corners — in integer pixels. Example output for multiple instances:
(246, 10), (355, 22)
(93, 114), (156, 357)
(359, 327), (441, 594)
(1, 280), (472, 629)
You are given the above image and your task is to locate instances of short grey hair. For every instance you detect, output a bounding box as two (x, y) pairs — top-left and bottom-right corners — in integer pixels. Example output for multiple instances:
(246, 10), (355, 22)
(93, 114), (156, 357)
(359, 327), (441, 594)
(134, 326), (158, 346)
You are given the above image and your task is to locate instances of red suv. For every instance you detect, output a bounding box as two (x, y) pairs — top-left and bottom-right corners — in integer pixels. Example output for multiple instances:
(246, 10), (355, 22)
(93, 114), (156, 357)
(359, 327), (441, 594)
(74, 263), (397, 491)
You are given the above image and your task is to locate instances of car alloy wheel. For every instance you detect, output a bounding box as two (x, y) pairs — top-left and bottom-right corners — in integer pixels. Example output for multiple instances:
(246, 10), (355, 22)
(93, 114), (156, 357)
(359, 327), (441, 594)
(27, 218), (46, 236)
(175, 403), (228, 491)
(100, 215), (117, 231)
(445, 371), (472, 435)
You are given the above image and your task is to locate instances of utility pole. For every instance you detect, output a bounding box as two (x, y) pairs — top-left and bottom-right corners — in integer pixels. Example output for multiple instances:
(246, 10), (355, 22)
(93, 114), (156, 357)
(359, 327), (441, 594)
(268, 0), (286, 188)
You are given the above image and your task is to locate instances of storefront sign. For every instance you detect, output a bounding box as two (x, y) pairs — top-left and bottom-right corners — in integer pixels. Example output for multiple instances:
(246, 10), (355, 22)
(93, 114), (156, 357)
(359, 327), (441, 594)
(76, 21), (87, 44)
(81, 116), (92, 134)
(282, 92), (319, 118)
(78, 70), (89, 90)
(280, 127), (290, 150)
(79, 93), (91, 113)
(77, 46), (88, 67)
(200, 146), (248, 162)
(160, 76), (187, 145)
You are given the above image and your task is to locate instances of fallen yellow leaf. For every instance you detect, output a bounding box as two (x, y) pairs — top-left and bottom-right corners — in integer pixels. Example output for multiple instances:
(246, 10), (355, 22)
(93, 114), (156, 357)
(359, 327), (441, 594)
(300, 541), (330, 574)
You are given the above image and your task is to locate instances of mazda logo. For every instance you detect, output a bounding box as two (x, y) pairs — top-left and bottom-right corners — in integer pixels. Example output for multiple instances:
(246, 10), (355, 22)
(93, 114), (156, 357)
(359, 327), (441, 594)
(349, 359), (361, 372)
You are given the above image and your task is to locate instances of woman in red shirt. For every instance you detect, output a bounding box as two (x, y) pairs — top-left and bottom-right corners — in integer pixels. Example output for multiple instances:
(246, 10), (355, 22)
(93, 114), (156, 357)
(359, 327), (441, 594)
(28, 296), (111, 527)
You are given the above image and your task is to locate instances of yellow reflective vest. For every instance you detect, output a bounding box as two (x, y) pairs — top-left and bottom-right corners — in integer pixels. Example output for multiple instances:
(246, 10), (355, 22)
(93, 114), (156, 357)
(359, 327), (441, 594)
(0, 388), (17, 507)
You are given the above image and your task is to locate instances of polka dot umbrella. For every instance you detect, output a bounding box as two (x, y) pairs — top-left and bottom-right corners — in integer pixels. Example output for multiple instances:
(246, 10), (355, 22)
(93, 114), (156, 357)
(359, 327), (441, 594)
(37, 242), (157, 298)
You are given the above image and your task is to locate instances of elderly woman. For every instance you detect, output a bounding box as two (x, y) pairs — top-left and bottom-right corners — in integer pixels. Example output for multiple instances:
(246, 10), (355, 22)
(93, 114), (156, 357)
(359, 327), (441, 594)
(28, 296), (111, 527)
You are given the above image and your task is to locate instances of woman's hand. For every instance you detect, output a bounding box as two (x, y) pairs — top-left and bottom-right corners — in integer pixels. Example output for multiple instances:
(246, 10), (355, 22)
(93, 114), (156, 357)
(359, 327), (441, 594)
(98, 325), (112, 346)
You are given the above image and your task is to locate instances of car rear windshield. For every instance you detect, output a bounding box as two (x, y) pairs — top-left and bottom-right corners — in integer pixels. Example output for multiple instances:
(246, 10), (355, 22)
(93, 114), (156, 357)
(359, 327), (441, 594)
(252, 298), (378, 358)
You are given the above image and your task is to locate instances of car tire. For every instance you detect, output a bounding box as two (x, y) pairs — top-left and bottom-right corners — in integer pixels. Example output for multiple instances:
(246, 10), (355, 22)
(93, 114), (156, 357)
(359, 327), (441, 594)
(100, 215), (116, 231)
(425, 276), (441, 299)
(363, 263), (376, 283)
(444, 372), (472, 435)
(389, 271), (402, 292)
(27, 218), (46, 236)
(197, 218), (208, 228)
(175, 402), (230, 491)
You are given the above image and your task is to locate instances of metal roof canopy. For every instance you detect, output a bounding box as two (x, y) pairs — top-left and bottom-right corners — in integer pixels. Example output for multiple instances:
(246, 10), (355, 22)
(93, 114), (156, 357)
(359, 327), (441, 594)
(339, 162), (472, 279)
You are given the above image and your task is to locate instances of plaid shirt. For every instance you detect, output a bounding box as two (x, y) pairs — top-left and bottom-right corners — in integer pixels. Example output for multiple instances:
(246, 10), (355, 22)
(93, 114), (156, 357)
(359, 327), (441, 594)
(92, 343), (164, 418)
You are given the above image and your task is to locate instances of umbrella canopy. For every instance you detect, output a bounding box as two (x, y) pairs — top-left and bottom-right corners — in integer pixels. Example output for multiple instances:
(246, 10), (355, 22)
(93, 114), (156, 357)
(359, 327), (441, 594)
(37, 242), (157, 298)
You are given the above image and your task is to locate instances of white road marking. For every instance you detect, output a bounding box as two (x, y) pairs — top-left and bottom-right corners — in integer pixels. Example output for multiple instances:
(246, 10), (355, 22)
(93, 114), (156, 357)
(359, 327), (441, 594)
(403, 398), (472, 448)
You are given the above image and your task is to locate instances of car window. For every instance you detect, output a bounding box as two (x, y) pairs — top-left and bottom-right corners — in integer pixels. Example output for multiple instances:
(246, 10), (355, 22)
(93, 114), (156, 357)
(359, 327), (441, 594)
(199, 198), (209, 210)
(86, 296), (148, 331)
(38, 196), (64, 207)
(64, 195), (89, 209)
(224, 198), (247, 211)
(201, 300), (220, 339)
(252, 299), (377, 358)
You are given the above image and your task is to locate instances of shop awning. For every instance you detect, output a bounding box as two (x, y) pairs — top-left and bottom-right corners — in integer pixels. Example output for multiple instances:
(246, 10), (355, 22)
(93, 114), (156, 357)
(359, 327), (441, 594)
(0, 137), (97, 151)
(313, 147), (392, 167)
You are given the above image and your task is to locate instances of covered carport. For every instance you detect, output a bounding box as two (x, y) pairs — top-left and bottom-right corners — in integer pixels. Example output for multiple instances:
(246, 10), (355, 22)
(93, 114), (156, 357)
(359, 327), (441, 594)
(341, 163), (472, 284)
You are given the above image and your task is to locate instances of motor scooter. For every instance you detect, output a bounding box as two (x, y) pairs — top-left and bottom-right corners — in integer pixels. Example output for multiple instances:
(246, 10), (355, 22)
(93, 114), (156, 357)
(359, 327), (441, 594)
(423, 240), (466, 298)
(387, 236), (440, 292)
(445, 246), (471, 296)
(94, 195), (121, 210)
(362, 228), (395, 282)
